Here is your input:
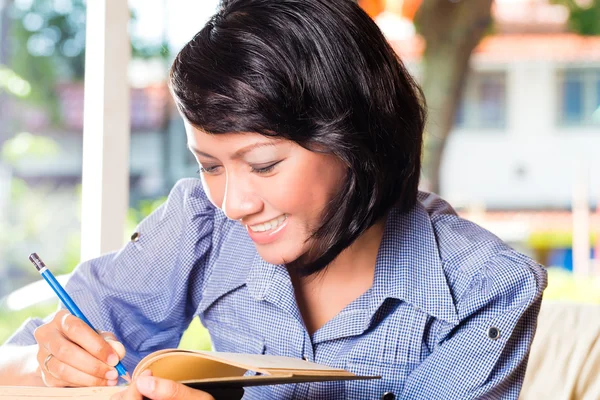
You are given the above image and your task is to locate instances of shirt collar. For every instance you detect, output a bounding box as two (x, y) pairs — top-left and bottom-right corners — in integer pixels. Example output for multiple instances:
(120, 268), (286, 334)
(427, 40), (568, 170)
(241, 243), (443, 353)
(371, 202), (459, 325)
(242, 199), (459, 326)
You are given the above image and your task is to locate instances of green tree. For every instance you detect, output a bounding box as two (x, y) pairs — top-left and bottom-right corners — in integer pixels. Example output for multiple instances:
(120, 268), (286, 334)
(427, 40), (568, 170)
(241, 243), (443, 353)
(413, 0), (600, 194)
(5, 0), (169, 122)
(354, 0), (494, 194)
(414, 0), (494, 193)
(552, 0), (600, 35)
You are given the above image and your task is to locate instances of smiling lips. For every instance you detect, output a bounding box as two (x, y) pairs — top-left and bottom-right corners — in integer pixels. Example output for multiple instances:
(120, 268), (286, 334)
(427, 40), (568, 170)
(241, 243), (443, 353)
(248, 214), (287, 232)
(246, 214), (288, 244)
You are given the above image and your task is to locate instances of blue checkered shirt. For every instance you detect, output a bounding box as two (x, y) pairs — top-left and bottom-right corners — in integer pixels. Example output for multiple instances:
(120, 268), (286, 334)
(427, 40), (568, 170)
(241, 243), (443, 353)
(6, 179), (547, 400)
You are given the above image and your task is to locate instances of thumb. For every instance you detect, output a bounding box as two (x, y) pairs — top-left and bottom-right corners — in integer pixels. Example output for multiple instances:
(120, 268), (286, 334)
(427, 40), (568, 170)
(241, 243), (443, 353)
(100, 331), (126, 361)
(135, 376), (215, 400)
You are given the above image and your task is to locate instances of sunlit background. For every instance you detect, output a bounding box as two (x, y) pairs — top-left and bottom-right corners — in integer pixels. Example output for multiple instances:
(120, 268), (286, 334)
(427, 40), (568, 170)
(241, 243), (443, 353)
(0, 0), (599, 352)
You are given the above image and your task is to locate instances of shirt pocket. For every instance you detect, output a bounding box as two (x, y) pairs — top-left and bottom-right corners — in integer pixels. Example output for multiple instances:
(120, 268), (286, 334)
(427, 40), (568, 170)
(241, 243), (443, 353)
(204, 320), (266, 355)
(344, 359), (413, 400)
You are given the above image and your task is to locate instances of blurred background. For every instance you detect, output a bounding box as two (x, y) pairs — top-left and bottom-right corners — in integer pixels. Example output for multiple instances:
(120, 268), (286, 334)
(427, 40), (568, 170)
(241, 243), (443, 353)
(0, 0), (599, 349)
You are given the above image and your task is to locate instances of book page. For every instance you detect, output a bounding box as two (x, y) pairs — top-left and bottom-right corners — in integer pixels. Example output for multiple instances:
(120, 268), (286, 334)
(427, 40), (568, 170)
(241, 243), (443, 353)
(187, 351), (349, 372)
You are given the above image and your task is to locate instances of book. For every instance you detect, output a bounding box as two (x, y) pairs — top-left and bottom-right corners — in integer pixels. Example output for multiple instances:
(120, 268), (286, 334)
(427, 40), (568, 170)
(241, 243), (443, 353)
(0, 349), (380, 399)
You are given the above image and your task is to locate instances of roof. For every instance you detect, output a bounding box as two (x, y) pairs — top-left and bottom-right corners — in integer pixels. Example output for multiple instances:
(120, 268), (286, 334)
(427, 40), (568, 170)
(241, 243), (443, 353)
(461, 210), (600, 233)
(1, 82), (171, 133)
(390, 33), (600, 63)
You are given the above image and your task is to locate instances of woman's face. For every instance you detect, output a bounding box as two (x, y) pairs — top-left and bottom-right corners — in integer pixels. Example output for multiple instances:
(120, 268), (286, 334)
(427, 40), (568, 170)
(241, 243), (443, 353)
(185, 122), (347, 265)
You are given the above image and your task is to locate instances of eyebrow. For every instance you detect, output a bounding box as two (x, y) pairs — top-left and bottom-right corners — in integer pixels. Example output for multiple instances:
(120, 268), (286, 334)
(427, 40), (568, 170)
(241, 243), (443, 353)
(187, 142), (278, 160)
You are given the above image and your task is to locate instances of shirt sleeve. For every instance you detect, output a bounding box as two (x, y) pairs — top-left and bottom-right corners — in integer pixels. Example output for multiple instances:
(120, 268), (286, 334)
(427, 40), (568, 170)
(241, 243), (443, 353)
(401, 250), (548, 400)
(3, 178), (221, 371)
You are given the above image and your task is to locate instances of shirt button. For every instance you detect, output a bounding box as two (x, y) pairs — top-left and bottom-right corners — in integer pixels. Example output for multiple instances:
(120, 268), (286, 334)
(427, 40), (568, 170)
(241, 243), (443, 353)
(488, 326), (500, 340)
(302, 355), (309, 361)
(130, 232), (141, 242)
(381, 392), (395, 400)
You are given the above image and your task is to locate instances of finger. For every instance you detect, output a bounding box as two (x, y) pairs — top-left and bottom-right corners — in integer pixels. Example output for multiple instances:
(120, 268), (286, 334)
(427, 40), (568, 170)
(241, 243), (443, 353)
(38, 352), (112, 387)
(34, 310), (70, 350)
(135, 376), (215, 400)
(39, 361), (72, 388)
(44, 353), (119, 387)
(100, 331), (127, 361)
(45, 329), (120, 383)
(110, 385), (142, 400)
(41, 371), (71, 388)
(60, 313), (120, 367)
(110, 371), (151, 400)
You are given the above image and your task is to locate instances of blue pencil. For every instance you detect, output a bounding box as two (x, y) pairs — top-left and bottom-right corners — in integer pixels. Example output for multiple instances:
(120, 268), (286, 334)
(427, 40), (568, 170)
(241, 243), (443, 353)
(28, 252), (129, 380)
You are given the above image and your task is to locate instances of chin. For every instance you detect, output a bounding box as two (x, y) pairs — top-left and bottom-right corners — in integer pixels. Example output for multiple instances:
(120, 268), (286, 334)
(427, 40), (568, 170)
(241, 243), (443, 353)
(255, 247), (301, 266)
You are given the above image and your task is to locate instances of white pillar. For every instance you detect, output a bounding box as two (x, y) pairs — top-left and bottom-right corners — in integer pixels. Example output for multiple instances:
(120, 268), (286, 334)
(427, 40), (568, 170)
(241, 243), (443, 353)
(80, 0), (131, 261)
(572, 162), (591, 276)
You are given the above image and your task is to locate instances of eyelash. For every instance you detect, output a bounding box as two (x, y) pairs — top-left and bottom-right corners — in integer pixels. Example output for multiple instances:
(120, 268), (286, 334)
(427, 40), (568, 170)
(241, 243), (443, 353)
(251, 163), (278, 174)
(197, 162), (281, 176)
(197, 166), (219, 175)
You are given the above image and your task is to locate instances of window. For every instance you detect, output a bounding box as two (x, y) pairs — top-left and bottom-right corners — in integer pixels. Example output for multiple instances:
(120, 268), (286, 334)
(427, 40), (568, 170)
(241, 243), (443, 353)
(558, 68), (600, 126)
(455, 71), (507, 130)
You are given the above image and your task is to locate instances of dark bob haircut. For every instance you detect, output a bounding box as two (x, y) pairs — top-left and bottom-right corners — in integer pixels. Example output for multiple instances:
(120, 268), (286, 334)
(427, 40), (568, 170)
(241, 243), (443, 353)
(170, 0), (426, 275)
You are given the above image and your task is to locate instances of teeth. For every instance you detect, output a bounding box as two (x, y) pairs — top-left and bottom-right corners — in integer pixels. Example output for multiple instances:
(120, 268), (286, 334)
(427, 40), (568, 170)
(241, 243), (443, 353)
(249, 214), (287, 232)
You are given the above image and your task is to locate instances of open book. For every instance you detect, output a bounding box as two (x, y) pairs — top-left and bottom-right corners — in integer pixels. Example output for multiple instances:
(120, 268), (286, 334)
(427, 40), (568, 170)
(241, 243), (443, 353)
(1, 349), (380, 399)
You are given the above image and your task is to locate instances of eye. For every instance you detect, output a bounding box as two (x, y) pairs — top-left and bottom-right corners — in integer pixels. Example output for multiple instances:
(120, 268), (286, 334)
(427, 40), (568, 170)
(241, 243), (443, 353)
(251, 161), (281, 175)
(197, 165), (221, 175)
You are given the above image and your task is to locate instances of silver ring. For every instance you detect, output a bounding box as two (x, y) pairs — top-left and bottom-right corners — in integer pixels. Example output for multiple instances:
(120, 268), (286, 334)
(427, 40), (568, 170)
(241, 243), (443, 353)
(43, 354), (53, 373)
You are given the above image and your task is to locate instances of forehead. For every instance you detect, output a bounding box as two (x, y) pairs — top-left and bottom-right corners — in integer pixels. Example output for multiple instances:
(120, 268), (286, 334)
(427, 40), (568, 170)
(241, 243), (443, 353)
(184, 122), (280, 150)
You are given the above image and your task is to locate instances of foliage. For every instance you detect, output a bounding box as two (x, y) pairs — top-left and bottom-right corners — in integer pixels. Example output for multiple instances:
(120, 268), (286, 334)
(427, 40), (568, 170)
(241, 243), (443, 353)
(551, 0), (600, 35)
(6, 0), (170, 122)
(125, 197), (167, 242)
(0, 134), (78, 293)
(1, 131), (60, 165)
(0, 65), (31, 98)
(0, 302), (58, 346)
(0, 137), (209, 348)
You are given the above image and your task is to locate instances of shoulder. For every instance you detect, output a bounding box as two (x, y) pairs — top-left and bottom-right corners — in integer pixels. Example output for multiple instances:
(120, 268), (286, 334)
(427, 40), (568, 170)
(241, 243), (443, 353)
(141, 178), (231, 231)
(418, 192), (547, 323)
(128, 178), (236, 259)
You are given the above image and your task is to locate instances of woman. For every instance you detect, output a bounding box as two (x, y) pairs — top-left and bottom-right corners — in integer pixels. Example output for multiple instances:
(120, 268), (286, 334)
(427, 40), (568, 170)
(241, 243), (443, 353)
(0, 0), (547, 399)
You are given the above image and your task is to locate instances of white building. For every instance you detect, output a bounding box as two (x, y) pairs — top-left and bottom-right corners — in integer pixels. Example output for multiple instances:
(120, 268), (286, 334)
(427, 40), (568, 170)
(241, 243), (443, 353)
(389, 1), (600, 211)
(447, 34), (599, 210)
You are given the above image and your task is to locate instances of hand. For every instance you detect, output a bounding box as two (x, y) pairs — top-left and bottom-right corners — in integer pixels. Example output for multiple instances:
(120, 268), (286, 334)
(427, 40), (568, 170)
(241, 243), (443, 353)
(33, 309), (126, 387)
(111, 370), (216, 400)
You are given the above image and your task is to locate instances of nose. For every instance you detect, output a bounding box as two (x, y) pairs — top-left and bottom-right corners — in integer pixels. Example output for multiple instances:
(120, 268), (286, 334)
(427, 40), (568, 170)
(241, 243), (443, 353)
(222, 173), (262, 221)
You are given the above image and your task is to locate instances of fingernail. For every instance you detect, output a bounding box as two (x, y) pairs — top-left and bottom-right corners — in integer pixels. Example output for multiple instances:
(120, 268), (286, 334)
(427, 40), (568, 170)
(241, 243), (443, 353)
(106, 369), (118, 380)
(107, 354), (119, 366)
(107, 379), (118, 386)
(136, 376), (155, 393)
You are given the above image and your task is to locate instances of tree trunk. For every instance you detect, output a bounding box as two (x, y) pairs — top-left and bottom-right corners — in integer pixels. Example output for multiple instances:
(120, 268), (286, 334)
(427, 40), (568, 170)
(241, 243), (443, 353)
(415, 0), (493, 194)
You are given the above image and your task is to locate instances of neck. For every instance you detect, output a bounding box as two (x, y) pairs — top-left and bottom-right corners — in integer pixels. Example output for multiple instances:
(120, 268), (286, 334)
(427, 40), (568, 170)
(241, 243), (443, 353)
(292, 215), (387, 286)
(289, 215), (388, 335)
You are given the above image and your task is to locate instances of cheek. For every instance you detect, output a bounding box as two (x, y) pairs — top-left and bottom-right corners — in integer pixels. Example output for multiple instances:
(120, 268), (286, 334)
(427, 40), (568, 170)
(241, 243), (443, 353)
(200, 176), (225, 209)
(270, 164), (344, 217)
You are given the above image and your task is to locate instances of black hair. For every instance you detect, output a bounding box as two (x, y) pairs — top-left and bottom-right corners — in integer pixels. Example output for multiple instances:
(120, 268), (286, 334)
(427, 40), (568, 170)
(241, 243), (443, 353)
(169, 0), (426, 275)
